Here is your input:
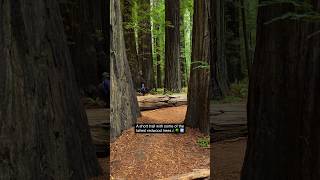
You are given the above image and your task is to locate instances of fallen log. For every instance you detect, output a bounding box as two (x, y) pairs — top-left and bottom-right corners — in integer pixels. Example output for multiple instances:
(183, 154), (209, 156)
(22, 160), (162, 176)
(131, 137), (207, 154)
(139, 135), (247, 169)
(138, 95), (187, 111)
(210, 103), (247, 142)
(86, 108), (110, 157)
(159, 169), (210, 180)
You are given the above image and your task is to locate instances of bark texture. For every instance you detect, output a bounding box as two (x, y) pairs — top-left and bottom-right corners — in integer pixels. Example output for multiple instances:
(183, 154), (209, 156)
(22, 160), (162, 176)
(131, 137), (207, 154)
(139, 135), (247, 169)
(212, 0), (230, 99)
(59, 0), (108, 97)
(185, 0), (210, 134)
(240, 0), (251, 77)
(164, 0), (181, 92)
(241, 2), (320, 180)
(110, 0), (140, 140)
(225, 0), (243, 83)
(180, 10), (187, 87)
(122, 0), (141, 89)
(138, 0), (154, 89)
(0, 0), (101, 179)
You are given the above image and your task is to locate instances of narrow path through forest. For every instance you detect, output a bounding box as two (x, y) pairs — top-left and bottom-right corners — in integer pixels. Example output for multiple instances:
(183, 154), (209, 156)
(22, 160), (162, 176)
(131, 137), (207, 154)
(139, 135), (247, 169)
(110, 106), (210, 179)
(86, 99), (248, 179)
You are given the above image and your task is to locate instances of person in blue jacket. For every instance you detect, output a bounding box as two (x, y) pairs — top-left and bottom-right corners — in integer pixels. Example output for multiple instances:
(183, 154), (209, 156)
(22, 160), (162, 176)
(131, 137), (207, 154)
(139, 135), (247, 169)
(102, 72), (110, 108)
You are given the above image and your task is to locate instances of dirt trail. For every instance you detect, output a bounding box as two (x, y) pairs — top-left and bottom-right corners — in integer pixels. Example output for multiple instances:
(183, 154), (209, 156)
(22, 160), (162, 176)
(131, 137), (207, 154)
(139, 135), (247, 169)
(110, 106), (210, 180)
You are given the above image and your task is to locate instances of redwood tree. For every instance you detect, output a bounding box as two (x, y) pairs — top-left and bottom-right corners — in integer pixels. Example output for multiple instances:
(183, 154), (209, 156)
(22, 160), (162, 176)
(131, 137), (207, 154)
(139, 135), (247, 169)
(111, 0), (140, 140)
(211, 0), (230, 100)
(122, 0), (141, 89)
(185, 0), (210, 134)
(59, 0), (108, 96)
(0, 0), (101, 179)
(164, 0), (181, 92)
(241, 2), (320, 179)
(138, 0), (154, 89)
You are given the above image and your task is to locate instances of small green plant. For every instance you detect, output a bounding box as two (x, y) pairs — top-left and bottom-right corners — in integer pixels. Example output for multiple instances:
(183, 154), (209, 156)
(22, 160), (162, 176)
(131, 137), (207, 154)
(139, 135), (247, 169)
(213, 78), (249, 104)
(197, 136), (210, 148)
(149, 88), (164, 95)
(181, 87), (188, 93)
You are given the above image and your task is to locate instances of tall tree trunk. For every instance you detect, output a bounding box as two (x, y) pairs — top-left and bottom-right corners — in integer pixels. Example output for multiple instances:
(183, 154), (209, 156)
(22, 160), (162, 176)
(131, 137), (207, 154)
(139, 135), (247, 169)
(241, 2), (320, 180)
(59, 0), (98, 96)
(59, 0), (108, 97)
(157, 53), (162, 88)
(240, 0), (251, 77)
(212, 0), (230, 99)
(0, 0), (101, 179)
(111, 0), (140, 140)
(225, 0), (243, 83)
(185, 0), (210, 134)
(93, 0), (109, 80)
(122, 0), (141, 89)
(138, 0), (154, 89)
(164, 0), (181, 92)
(153, 27), (162, 88)
(180, 9), (186, 88)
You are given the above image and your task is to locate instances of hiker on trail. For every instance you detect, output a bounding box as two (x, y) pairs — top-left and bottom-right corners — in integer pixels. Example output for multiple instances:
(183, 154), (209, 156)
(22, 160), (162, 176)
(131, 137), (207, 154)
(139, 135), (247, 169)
(139, 82), (149, 96)
(102, 72), (110, 108)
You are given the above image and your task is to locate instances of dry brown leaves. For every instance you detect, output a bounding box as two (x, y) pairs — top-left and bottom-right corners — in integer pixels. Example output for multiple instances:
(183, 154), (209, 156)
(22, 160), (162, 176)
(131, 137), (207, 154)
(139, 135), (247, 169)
(110, 106), (210, 180)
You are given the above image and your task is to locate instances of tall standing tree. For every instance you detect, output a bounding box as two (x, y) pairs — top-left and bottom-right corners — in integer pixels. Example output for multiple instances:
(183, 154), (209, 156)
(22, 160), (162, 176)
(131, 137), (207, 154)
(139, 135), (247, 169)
(241, 2), (320, 179)
(153, 25), (163, 88)
(185, 0), (210, 134)
(121, 0), (141, 89)
(164, 0), (182, 92)
(211, 0), (230, 99)
(240, 0), (251, 76)
(111, 0), (141, 140)
(138, 0), (154, 88)
(0, 0), (101, 179)
(58, 0), (108, 96)
(225, 0), (243, 83)
(180, 4), (187, 87)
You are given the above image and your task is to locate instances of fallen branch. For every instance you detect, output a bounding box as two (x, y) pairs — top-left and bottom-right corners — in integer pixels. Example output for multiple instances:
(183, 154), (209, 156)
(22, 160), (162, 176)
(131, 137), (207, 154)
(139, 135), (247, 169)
(159, 169), (210, 180)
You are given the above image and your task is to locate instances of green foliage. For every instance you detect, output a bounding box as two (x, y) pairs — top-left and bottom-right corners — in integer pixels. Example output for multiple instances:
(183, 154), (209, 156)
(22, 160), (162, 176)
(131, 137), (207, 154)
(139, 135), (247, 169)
(191, 61), (210, 70)
(149, 88), (165, 94)
(213, 78), (249, 104)
(150, 0), (193, 87)
(264, 12), (320, 24)
(197, 136), (210, 148)
(258, 1), (320, 24)
(149, 87), (188, 95)
(229, 78), (248, 98)
(181, 87), (188, 93)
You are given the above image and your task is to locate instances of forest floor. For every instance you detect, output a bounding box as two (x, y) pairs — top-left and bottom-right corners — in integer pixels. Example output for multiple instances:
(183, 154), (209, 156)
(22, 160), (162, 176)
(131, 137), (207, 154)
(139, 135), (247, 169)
(212, 138), (247, 180)
(92, 135), (246, 180)
(110, 105), (210, 179)
(89, 98), (247, 180)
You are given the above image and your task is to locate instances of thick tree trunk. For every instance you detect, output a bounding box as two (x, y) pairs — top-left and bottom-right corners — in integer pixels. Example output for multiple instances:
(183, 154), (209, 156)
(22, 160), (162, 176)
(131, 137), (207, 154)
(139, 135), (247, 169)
(93, 0), (109, 80)
(122, 0), (141, 89)
(164, 0), (181, 92)
(185, 0), (210, 134)
(240, 0), (251, 77)
(156, 53), (162, 88)
(180, 10), (187, 88)
(59, 0), (108, 97)
(0, 0), (101, 179)
(153, 28), (162, 88)
(212, 0), (230, 99)
(225, 0), (243, 83)
(110, 0), (140, 140)
(138, 0), (154, 89)
(241, 2), (320, 180)
(59, 0), (98, 95)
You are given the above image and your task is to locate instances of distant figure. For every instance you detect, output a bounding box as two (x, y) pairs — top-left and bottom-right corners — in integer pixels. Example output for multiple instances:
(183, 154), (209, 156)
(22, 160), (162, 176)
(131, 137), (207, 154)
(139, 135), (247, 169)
(139, 82), (149, 96)
(102, 72), (110, 108)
